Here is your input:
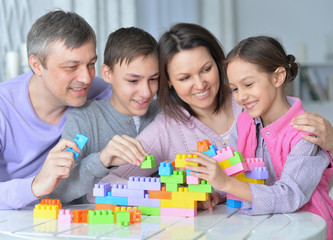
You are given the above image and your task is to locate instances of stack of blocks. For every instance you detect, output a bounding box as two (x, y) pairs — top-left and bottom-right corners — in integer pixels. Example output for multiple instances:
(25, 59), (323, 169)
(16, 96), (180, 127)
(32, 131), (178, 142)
(197, 139), (268, 208)
(93, 154), (212, 217)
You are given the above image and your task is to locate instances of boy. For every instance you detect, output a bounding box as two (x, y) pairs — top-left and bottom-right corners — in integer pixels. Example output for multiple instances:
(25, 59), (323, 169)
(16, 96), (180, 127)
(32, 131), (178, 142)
(48, 27), (160, 203)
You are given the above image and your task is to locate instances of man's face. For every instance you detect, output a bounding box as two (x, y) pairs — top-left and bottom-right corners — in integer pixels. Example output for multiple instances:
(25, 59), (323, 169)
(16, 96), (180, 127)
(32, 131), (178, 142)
(38, 40), (97, 108)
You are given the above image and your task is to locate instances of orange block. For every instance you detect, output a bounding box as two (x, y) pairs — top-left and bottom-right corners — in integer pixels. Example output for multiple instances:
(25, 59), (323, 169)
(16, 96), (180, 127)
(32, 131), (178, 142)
(128, 209), (141, 223)
(95, 203), (119, 211)
(149, 186), (172, 199)
(197, 139), (211, 152)
(40, 198), (62, 209)
(72, 209), (92, 223)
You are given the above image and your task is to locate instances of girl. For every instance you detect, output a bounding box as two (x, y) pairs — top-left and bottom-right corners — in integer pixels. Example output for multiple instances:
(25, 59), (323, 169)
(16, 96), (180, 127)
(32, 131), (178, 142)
(186, 36), (333, 239)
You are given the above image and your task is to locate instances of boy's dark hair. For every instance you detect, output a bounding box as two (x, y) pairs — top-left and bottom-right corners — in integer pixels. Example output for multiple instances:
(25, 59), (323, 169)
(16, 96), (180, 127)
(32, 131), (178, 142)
(224, 35), (299, 86)
(158, 23), (229, 121)
(104, 27), (158, 69)
(27, 10), (96, 69)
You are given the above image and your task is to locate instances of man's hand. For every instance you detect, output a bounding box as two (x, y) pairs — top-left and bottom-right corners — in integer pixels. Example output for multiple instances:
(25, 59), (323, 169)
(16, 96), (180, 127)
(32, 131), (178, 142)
(31, 138), (80, 198)
(99, 135), (148, 168)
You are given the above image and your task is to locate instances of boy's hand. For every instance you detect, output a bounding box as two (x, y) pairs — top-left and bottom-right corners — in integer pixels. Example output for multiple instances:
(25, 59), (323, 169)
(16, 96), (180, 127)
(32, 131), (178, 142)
(291, 112), (333, 153)
(198, 192), (222, 211)
(31, 138), (79, 198)
(99, 135), (148, 168)
(185, 151), (231, 192)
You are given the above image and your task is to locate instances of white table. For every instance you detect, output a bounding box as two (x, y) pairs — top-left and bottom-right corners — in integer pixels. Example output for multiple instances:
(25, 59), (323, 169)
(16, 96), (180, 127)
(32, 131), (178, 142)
(0, 204), (327, 239)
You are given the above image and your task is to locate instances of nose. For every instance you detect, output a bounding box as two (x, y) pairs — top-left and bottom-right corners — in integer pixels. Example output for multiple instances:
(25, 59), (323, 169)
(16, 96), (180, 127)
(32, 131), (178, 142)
(236, 89), (248, 102)
(139, 81), (152, 99)
(194, 75), (206, 90)
(77, 66), (94, 85)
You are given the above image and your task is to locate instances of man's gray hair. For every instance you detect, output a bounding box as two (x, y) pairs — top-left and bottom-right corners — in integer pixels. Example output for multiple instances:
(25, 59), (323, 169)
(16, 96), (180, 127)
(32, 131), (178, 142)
(27, 10), (96, 68)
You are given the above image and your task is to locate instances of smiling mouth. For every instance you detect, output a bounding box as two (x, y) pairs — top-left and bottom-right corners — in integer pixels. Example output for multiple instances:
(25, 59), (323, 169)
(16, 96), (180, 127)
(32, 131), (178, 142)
(244, 101), (257, 109)
(193, 90), (208, 97)
(133, 99), (149, 104)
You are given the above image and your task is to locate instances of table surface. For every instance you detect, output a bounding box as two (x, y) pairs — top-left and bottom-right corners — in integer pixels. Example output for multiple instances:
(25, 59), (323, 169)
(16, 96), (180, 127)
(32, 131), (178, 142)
(0, 204), (327, 240)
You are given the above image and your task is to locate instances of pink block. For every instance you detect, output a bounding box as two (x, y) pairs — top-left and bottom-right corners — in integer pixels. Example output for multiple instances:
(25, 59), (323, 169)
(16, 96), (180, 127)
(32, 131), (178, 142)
(245, 158), (265, 171)
(58, 209), (71, 224)
(226, 193), (242, 201)
(223, 162), (248, 176)
(186, 175), (200, 184)
(160, 207), (197, 217)
(212, 146), (235, 163)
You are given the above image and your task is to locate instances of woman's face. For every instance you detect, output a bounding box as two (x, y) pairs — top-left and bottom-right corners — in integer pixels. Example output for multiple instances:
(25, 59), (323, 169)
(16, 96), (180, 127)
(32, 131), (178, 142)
(167, 46), (220, 114)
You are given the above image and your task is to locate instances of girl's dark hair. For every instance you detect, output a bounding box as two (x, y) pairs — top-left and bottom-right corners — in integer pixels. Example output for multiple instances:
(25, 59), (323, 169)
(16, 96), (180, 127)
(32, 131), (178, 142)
(158, 23), (230, 121)
(224, 36), (298, 86)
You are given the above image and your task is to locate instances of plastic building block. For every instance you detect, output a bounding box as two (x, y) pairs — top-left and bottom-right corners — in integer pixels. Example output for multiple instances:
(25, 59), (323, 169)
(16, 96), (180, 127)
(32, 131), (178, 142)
(165, 183), (179, 192)
(149, 186), (172, 199)
(88, 210), (114, 224)
(95, 192), (128, 205)
(227, 199), (242, 208)
(141, 155), (156, 169)
(188, 180), (213, 193)
(222, 162), (248, 176)
(160, 207), (197, 217)
(245, 167), (268, 180)
(218, 159), (231, 170)
(116, 211), (131, 226)
(174, 154), (199, 168)
(138, 206), (160, 216)
(172, 187), (208, 201)
(128, 176), (161, 191)
(159, 162), (173, 176)
(161, 199), (197, 209)
(111, 184), (146, 198)
(128, 193), (160, 207)
(212, 146), (235, 162)
(234, 173), (265, 184)
(203, 145), (218, 157)
(187, 175), (200, 184)
(33, 204), (59, 219)
(245, 158), (265, 171)
(67, 133), (88, 160)
(226, 193), (242, 201)
(197, 139), (211, 152)
(72, 209), (92, 223)
(58, 209), (71, 224)
(95, 203), (119, 211)
(128, 209), (141, 223)
(93, 182), (111, 197)
(160, 170), (185, 184)
(40, 198), (62, 209)
(228, 151), (245, 165)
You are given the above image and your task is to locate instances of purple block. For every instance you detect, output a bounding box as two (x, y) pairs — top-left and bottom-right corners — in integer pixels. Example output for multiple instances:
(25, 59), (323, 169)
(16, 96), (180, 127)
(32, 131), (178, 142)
(245, 167), (268, 179)
(111, 184), (146, 198)
(128, 176), (161, 190)
(127, 194), (160, 207)
(93, 182), (111, 197)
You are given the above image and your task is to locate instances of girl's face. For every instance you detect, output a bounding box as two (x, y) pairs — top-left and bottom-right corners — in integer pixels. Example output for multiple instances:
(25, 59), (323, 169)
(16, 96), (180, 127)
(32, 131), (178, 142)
(227, 57), (287, 126)
(167, 46), (220, 115)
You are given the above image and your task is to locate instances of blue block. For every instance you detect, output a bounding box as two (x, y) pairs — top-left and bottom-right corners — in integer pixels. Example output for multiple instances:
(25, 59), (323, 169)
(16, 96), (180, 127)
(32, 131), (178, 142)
(203, 145), (218, 157)
(159, 162), (173, 176)
(95, 191), (128, 205)
(67, 133), (88, 160)
(227, 199), (242, 208)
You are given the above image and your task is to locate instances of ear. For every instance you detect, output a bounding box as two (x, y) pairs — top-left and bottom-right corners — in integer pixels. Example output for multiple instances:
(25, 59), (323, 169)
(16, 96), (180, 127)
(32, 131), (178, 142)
(101, 64), (112, 84)
(29, 55), (44, 76)
(273, 67), (286, 88)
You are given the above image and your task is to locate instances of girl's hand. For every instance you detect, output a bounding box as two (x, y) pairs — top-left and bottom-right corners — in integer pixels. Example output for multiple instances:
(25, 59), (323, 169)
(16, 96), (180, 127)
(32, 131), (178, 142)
(99, 135), (149, 167)
(197, 191), (223, 211)
(185, 151), (231, 192)
(291, 112), (333, 153)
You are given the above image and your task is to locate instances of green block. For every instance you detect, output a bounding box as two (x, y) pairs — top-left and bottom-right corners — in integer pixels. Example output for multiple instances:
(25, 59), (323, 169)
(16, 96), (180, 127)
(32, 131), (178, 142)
(116, 211), (130, 226)
(160, 170), (185, 184)
(138, 206), (160, 216)
(141, 155), (156, 169)
(88, 210), (114, 224)
(188, 180), (213, 193)
(165, 183), (178, 192)
(228, 151), (245, 166)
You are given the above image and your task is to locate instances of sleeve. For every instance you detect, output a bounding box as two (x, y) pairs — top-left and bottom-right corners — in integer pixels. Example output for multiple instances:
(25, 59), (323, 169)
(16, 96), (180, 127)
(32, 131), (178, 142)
(87, 76), (112, 100)
(242, 140), (330, 215)
(47, 108), (112, 203)
(106, 114), (167, 182)
(0, 177), (39, 210)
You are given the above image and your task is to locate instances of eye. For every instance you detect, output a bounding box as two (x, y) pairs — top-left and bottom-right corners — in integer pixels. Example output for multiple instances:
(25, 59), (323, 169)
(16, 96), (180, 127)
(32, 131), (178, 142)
(65, 66), (77, 71)
(88, 62), (96, 68)
(230, 87), (238, 93)
(179, 76), (189, 81)
(245, 83), (253, 87)
(150, 77), (159, 81)
(202, 66), (211, 73)
(127, 79), (138, 83)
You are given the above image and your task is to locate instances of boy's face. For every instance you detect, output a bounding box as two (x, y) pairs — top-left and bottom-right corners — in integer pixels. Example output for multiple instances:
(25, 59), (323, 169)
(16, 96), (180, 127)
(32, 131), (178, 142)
(103, 54), (159, 116)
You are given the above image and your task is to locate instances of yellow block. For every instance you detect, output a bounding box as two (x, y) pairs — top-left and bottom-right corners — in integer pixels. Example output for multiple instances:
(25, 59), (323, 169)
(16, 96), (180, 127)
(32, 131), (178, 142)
(172, 187), (208, 201)
(33, 204), (59, 219)
(161, 199), (197, 209)
(174, 154), (199, 168)
(234, 173), (265, 184)
(218, 159), (231, 169)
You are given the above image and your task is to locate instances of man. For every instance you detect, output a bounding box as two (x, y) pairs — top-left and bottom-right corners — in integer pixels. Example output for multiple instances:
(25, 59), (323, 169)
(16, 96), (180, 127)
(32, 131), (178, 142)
(0, 10), (112, 209)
